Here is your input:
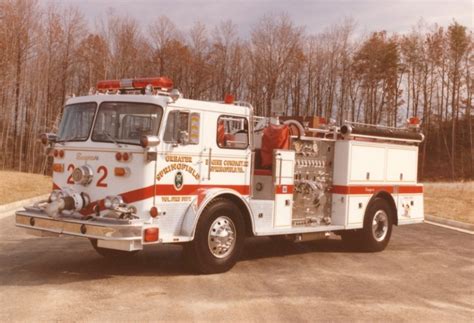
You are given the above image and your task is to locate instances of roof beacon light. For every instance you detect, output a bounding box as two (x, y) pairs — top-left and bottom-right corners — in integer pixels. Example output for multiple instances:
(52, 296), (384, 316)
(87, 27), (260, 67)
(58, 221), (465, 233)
(96, 76), (173, 93)
(96, 79), (120, 91)
(224, 94), (234, 104)
(408, 117), (420, 129)
(408, 117), (420, 125)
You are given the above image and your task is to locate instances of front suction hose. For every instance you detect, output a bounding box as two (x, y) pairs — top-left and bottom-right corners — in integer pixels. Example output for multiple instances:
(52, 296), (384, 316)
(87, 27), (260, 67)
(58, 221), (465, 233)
(45, 190), (90, 218)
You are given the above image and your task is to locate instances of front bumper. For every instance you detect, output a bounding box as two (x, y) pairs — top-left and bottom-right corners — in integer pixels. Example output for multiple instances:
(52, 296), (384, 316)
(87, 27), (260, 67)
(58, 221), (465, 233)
(15, 206), (159, 249)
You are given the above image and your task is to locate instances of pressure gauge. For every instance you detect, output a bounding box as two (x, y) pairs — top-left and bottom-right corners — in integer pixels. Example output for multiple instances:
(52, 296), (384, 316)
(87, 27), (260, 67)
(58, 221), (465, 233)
(313, 142), (319, 154)
(294, 140), (303, 153)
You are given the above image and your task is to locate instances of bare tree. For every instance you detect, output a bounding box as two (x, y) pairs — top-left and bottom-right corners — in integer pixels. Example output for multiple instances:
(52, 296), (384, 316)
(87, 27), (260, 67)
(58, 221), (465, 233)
(249, 14), (304, 116)
(0, 5), (471, 180)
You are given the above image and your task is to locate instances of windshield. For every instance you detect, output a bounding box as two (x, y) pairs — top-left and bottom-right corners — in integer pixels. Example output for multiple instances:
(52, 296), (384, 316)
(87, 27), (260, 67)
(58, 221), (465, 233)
(92, 102), (163, 145)
(57, 103), (97, 142)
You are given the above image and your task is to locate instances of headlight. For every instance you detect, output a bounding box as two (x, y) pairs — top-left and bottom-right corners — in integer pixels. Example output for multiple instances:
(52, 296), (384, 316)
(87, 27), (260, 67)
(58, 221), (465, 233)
(104, 195), (124, 209)
(111, 196), (123, 208)
(104, 197), (112, 209)
(49, 190), (64, 202)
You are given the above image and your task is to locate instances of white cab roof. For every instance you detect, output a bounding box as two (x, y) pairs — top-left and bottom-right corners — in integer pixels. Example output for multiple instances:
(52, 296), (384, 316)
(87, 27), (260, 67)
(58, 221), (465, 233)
(66, 94), (250, 117)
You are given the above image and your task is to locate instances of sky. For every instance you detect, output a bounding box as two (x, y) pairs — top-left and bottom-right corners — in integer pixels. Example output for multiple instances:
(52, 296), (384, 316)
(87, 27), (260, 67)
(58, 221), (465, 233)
(42, 0), (472, 38)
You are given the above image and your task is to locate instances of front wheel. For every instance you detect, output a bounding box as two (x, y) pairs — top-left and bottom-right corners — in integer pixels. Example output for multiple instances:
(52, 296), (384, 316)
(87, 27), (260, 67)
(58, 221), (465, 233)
(184, 198), (245, 274)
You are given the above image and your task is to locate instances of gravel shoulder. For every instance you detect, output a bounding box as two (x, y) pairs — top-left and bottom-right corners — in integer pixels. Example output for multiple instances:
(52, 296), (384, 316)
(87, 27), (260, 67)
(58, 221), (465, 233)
(423, 181), (473, 224)
(0, 171), (51, 205)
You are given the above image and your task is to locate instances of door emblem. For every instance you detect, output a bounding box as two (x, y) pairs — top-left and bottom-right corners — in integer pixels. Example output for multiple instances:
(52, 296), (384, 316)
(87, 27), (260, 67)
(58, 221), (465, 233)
(174, 171), (184, 191)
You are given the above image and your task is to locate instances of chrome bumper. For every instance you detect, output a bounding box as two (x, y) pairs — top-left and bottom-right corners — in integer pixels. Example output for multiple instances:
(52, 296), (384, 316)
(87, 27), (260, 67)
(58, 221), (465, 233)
(15, 207), (155, 243)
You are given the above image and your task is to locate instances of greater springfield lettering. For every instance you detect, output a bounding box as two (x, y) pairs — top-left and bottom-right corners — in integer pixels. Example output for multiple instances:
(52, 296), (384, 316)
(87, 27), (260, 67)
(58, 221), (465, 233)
(165, 155), (192, 163)
(157, 163), (200, 181)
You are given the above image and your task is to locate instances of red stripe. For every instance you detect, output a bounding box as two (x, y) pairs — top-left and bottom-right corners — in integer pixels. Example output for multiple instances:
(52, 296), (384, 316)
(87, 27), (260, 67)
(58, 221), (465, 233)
(331, 185), (423, 195)
(275, 185), (294, 194)
(122, 184), (250, 203)
(398, 186), (423, 194)
(52, 182), (249, 210)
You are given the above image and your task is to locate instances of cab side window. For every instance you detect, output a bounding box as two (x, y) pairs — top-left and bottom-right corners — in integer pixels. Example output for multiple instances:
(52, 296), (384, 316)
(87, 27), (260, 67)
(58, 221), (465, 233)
(163, 111), (181, 142)
(164, 110), (200, 145)
(217, 115), (248, 149)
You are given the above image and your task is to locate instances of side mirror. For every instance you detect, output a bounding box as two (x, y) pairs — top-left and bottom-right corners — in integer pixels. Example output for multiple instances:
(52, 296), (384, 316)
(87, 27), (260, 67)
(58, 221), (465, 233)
(140, 135), (160, 148)
(178, 130), (189, 145)
(40, 133), (57, 146)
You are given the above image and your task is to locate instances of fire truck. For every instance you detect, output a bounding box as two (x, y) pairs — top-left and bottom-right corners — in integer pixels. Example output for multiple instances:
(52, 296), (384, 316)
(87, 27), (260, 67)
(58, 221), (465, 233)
(15, 77), (425, 274)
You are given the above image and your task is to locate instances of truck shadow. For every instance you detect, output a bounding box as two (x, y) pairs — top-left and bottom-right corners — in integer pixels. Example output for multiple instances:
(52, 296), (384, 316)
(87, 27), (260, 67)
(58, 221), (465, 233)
(0, 236), (355, 286)
(242, 236), (353, 261)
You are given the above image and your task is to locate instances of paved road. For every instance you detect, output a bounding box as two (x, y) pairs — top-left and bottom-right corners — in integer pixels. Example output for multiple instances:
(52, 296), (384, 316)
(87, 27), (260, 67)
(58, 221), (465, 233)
(0, 214), (472, 321)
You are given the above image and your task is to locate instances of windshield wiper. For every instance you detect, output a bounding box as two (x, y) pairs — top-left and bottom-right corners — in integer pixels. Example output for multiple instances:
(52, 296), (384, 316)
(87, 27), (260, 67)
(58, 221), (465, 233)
(56, 136), (87, 143)
(104, 131), (122, 148)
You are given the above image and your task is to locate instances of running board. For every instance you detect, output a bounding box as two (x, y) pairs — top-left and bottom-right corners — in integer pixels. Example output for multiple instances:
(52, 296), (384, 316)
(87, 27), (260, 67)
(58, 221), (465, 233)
(255, 225), (345, 236)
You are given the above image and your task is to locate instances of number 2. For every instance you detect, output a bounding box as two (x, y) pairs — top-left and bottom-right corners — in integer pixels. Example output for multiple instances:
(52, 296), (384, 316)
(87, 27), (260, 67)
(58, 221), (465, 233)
(97, 166), (108, 187)
(65, 164), (108, 187)
(67, 164), (75, 184)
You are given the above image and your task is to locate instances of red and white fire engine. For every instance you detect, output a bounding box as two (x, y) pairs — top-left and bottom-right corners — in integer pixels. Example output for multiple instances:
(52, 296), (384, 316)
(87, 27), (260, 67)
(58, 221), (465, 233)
(15, 77), (424, 273)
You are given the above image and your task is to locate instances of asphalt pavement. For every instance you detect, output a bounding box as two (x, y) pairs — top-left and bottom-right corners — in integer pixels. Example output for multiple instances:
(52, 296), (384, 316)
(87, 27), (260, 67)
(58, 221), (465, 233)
(0, 214), (472, 322)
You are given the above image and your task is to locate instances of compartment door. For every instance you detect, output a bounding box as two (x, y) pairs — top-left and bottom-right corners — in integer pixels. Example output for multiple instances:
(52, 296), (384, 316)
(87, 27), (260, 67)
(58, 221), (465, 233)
(349, 144), (385, 182)
(386, 147), (418, 182)
(273, 150), (295, 227)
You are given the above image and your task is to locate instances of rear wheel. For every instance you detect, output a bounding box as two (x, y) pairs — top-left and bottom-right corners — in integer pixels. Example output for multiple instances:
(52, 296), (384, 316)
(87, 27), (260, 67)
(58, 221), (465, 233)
(341, 198), (393, 251)
(90, 239), (139, 258)
(184, 198), (245, 274)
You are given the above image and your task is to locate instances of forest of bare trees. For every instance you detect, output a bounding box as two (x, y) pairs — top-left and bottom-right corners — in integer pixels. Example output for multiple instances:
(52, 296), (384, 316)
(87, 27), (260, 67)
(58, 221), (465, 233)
(0, 0), (472, 180)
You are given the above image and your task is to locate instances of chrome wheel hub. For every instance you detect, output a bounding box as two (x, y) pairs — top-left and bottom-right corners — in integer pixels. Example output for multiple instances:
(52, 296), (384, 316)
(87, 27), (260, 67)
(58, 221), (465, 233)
(208, 216), (236, 258)
(372, 210), (389, 242)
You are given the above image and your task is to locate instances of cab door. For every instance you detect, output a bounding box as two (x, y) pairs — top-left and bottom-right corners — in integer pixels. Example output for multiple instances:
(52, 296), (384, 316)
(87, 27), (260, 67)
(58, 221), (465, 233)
(158, 109), (205, 189)
(209, 114), (251, 195)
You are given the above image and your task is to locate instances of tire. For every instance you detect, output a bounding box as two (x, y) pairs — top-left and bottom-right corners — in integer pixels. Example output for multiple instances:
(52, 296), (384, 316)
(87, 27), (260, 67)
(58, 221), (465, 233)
(90, 239), (139, 259)
(340, 198), (393, 252)
(361, 198), (393, 251)
(185, 198), (245, 274)
(340, 230), (360, 250)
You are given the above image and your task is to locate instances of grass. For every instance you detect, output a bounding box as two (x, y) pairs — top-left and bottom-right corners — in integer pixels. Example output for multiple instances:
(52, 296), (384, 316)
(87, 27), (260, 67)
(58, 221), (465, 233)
(0, 171), (472, 224)
(423, 181), (473, 224)
(0, 171), (52, 205)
